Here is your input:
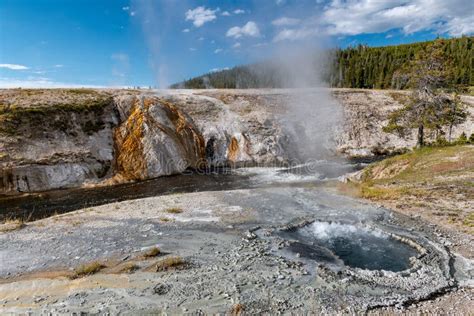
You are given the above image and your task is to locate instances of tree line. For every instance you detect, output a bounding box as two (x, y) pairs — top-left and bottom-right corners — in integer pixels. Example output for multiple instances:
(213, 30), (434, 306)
(170, 36), (473, 90)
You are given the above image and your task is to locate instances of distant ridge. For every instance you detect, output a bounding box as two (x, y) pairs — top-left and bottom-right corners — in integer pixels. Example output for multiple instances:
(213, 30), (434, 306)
(170, 36), (473, 90)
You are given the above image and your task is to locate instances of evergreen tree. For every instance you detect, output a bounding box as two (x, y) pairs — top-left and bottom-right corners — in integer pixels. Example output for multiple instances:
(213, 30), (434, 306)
(383, 39), (468, 147)
(170, 36), (473, 90)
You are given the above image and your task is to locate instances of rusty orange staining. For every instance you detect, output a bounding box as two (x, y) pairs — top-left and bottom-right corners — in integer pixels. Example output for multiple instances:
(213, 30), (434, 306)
(113, 97), (206, 181)
(228, 137), (239, 162)
(114, 100), (148, 180)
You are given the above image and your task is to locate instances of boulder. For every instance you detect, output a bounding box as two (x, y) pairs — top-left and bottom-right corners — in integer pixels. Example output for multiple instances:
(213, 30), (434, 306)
(114, 96), (206, 180)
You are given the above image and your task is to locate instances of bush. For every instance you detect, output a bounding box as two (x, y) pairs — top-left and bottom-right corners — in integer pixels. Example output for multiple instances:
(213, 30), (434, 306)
(456, 132), (468, 145)
(72, 261), (105, 278)
(434, 136), (449, 147)
(154, 256), (185, 271)
(469, 133), (474, 144)
(143, 246), (161, 258)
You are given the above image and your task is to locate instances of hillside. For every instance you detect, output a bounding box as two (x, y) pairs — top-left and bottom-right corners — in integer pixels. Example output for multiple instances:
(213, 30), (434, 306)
(171, 36), (473, 90)
(343, 145), (474, 238)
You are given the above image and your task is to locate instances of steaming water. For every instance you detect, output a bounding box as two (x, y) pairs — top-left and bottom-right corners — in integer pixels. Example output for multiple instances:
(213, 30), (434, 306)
(233, 160), (362, 184)
(0, 159), (362, 220)
(281, 221), (419, 272)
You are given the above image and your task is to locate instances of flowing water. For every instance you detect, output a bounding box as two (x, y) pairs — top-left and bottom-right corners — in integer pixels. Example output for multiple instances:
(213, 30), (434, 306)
(0, 159), (364, 221)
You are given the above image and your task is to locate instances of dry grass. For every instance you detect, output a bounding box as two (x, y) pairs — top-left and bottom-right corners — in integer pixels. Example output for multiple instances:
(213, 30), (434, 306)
(159, 217), (173, 222)
(72, 261), (105, 279)
(463, 213), (474, 228)
(341, 145), (474, 234)
(230, 303), (245, 315)
(165, 207), (183, 214)
(142, 246), (161, 258)
(118, 262), (139, 274)
(0, 218), (25, 233)
(71, 220), (83, 227)
(154, 256), (185, 272)
(388, 91), (411, 105)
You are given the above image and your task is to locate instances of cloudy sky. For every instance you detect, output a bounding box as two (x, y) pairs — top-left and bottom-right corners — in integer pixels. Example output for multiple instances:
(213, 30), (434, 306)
(0, 0), (472, 88)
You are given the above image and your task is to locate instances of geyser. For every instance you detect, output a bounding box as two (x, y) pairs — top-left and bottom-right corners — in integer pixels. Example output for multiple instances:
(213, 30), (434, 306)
(281, 221), (419, 272)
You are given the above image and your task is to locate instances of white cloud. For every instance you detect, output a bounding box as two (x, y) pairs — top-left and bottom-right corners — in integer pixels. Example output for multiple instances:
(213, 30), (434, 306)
(182, 28), (190, 33)
(214, 48), (223, 54)
(185, 6), (218, 27)
(321, 0), (474, 36)
(233, 42), (241, 48)
(198, 37), (205, 41)
(222, 11), (231, 16)
(273, 27), (319, 42)
(226, 21), (260, 39)
(253, 42), (268, 48)
(269, 0), (473, 42)
(0, 64), (29, 70)
(276, 0), (286, 5)
(54, 64), (63, 68)
(130, 11), (136, 17)
(189, 47), (197, 51)
(0, 77), (104, 89)
(122, 6), (129, 11)
(272, 17), (301, 26)
(233, 9), (245, 14)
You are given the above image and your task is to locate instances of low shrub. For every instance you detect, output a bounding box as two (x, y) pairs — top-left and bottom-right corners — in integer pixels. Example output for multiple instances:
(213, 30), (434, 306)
(165, 207), (183, 214)
(154, 256), (185, 272)
(72, 261), (105, 278)
(456, 132), (468, 145)
(143, 246), (161, 258)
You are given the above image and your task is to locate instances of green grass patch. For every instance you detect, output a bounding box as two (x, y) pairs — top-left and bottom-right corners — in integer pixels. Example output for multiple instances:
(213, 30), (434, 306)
(364, 145), (474, 184)
(0, 96), (113, 136)
(346, 145), (474, 203)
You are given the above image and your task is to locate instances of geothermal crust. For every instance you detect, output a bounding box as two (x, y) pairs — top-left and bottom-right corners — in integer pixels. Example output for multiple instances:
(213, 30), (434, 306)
(0, 185), (469, 314)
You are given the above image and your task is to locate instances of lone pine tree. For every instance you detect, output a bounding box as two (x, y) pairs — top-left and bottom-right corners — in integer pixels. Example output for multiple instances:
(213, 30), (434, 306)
(383, 38), (468, 147)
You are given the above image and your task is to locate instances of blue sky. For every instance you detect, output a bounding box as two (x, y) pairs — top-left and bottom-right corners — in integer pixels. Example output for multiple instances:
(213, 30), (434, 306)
(0, 0), (472, 88)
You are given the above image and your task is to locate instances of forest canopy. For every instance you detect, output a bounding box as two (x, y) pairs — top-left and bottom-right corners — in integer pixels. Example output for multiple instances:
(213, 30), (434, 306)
(170, 36), (473, 90)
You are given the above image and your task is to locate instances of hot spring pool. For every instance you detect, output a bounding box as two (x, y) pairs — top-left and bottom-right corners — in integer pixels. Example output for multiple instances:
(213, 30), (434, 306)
(280, 221), (419, 272)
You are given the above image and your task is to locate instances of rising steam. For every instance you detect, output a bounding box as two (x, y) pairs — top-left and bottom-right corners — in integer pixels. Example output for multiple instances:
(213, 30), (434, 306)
(133, 1), (342, 160)
(254, 45), (342, 161)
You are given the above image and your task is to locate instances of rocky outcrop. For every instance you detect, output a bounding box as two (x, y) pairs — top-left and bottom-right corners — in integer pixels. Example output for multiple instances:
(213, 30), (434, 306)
(163, 92), (289, 167)
(0, 90), (119, 194)
(113, 96), (205, 181)
(1, 88), (472, 195)
(332, 89), (474, 157)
